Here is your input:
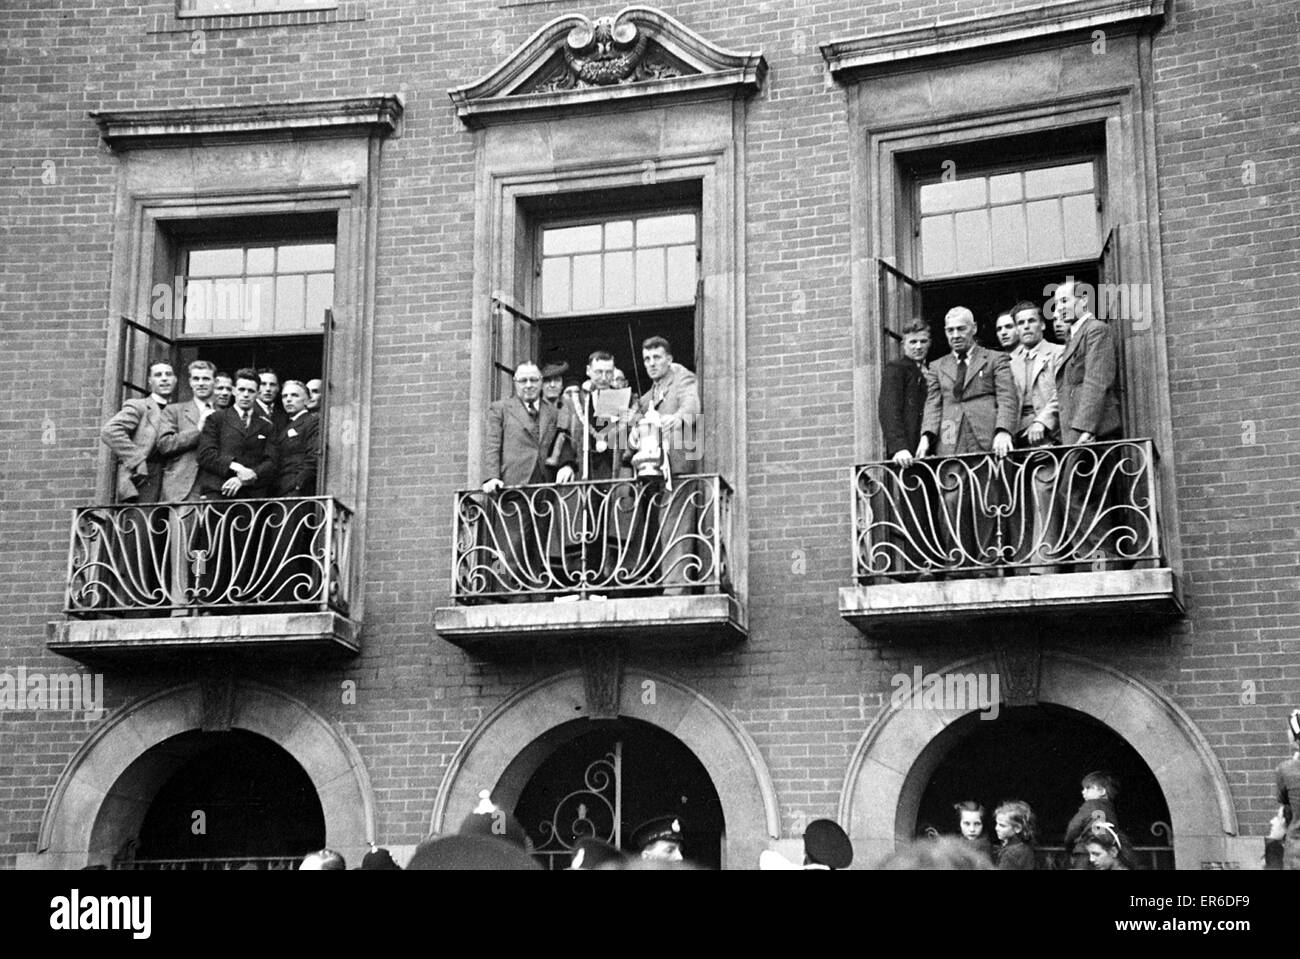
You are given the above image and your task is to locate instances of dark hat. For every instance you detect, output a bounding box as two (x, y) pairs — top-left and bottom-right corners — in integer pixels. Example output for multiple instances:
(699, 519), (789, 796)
(406, 835), (542, 871)
(803, 819), (853, 870)
(631, 815), (683, 853)
(569, 837), (628, 870)
(540, 361), (569, 380)
(359, 847), (401, 870)
(458, 789), (532, 851)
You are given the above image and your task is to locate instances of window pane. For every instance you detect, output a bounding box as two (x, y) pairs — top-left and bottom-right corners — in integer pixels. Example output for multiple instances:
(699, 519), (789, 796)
(636, 214), (694, 246)
(988, 173), (1022, 204)
(305, 273), (334, 329)
(604, 250), (634, 307)
(278, 243), (334, 272)
(207, 280), (245, 334)
(1025, 199), (1064, 263)
(990, 204), (1028, 269)
(543, 224), (601, 255)
(954, 209), (992, 274)
(541, 257), (570, 313)
(246, 247), (275, 275)
(188, 248), (243, 277)
(1025, 162), (1094, 198)
(1062, 194), (1100, 258)
(183, 279), (213, 334)
(571, 253), (602, 311)
(605, 220), (634, 250)
(920, 177), (986, 214)
(249, 276), (274, 331)
(274, 275), (305, 331)
(920, 216), (955, 276)
(665, 245), (696, 302)
(635, 248), (665, 304)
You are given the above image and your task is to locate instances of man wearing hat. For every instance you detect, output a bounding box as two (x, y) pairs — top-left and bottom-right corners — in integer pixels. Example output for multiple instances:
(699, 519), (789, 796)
(632, 815), (684, 863)
(568, 837), (628, 870)
(802, 819), (854, 870)
(406, 790), (542, 870)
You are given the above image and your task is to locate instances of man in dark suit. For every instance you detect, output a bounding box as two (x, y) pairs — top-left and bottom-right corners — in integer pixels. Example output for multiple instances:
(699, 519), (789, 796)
(195, 368), (280, 604)
(918, 307), (1018, 570)
(876, 320), (936, 577)
(274, 380), (319, 497)
(481, 362), (574, 595)
(256, 367), (290, 434)
(268, 380), (321, 604)
(1053, 280), (1124, 568)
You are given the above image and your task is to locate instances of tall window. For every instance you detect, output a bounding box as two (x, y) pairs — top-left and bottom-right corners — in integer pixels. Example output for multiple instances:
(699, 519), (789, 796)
(183, 241), (335, 336)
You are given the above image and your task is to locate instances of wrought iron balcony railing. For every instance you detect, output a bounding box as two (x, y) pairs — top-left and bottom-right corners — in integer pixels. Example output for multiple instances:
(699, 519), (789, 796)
(66, 496), (352, 616)
(853, 439), (1163, 582)
(110, 855), (303, 871)
(451, 474), (733, 602)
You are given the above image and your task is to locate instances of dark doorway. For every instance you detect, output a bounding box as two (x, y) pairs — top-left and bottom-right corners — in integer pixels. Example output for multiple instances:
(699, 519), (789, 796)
(132, 730), (324, 866)
(914, 704), (1172, 869)
(174, 334), (323, 402)
(538, 307), (696, 397)
(513, 717), (724, 869)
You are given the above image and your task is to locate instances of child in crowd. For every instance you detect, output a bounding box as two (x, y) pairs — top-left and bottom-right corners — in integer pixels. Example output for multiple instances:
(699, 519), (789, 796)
(953, 800), (994, 862)
(994, 800), (1037, 870)
(1064, 770), (1119, 869)
(1083, 821), (1136, 871)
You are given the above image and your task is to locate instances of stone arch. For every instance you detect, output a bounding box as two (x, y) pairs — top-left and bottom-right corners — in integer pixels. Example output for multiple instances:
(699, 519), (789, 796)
(839, 650), (1238, 869)
(433, 669), (780, 869)
(34, 682), (375, 869)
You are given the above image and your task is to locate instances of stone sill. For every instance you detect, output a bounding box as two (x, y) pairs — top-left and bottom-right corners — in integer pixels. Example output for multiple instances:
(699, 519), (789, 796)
(46, 611), (360, 663)
(839, 567), (1183, 632)
(434, 593), (746, 649)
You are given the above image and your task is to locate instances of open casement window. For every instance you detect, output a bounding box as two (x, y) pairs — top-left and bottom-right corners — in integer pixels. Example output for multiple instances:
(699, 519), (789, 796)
(315, 307), (336, 495)
(877, 260), (923, 364)
(489, 294), (539, 403)
(118, 315), (179, 402)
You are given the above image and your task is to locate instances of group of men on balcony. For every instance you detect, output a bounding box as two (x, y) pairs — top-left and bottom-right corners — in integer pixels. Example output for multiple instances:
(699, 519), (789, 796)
(877, 279), (1125, 576)
(476, 336), (704, 598)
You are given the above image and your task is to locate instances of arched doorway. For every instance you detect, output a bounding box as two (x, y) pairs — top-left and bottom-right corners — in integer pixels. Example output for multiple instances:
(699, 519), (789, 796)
(512, 717), (725, 869)
(911, 704), (1172, 869)
(115, 730), (326, 868)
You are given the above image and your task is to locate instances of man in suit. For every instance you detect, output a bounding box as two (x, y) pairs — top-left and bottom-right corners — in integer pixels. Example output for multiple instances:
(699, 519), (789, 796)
(256, 367), (290, 434)
(305, 378), (322, 413)
(918, 307), (1018, 570)
(876, 320), (937, 577)
(268, 380), (321, 604)
(481, 362), (574, 595)
(1008, 302), (1066, 570)
(275, 381), (319, 497)
(196, 368), (280, 604)
(1053, 280), (1124, 568)
(629, 337), (704, 594)
(101, 360), (176, 504)
(213, 371), (234, 410)
(156, 360), (218, 609)
(994, 307), (1019, 352)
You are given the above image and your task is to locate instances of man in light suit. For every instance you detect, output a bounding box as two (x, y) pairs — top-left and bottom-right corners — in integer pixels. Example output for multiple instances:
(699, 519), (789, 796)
(101, 360), (176, 504)
(482, 363), (575, 595)
(1008, 302), (1065, 570)
(156, 360), (218, 609)
(918, 307), (1018, 570)
(1053, 280), (1124, 568)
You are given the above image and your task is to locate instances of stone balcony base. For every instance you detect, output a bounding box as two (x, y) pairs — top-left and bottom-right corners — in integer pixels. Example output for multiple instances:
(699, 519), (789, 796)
(434, 593), (746, 650)
(839, 568), (1184, 634)
(46, 611), (361, 663)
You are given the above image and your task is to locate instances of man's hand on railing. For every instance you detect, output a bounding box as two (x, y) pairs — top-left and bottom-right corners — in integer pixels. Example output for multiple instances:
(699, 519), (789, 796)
(1025, 421), (1047, 445)
(892, 449), (914, 468)
(230, 462), (256, 483)
(220, 477), (244, 497)
(991, 430), (1013, 459)
(1077, 431), (1095, 444)
(481, 478), (504, 494)
(556, 466), (575, 483)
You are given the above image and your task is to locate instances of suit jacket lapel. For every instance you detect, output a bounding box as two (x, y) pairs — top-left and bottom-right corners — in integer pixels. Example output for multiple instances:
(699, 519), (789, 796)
(962, 346), (984, 389)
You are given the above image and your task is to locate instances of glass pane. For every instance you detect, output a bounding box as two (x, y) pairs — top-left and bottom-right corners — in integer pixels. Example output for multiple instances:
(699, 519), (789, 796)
(953, 209), (992, 274)
(188, 248), (243, 277)
(990, 204), (1028, 269)
(183, 279), (212, 334)
(543, 224), (602, 255)
(988, 173), (1022, 204)
(604, 250), (634, 307)
(541, 257), (570, 313)
(635, 248), (665, 304)
(1025, 199), (1064, 263)
(246, 247), (275, 274)
(249, 276), (274, 331)
(1025, 162), (1094, 198)
(207, 280), (244, 334)
(665, 245), (696, 301)
(636, 213), (695, 247)
(919, 177), (986, 214)
(605, 220), (634, 250)
(571, 253), (602, 311)
(278, 243), (335, 272)
(920, 216), (955, 276)
(305, 273), (334, 329)
(1062, 194), (1100, 258)
(274, 275), (305, 331)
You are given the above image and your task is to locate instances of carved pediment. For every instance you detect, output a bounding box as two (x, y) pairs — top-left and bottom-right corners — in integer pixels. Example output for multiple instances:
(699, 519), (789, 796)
(450, 5), (766, 127)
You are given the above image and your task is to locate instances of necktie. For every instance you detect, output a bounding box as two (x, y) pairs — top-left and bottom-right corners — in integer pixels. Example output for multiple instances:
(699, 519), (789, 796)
(953, 352), (968, 400)
(1021, 349), (1034, 394)
(241, 410), (250, 429)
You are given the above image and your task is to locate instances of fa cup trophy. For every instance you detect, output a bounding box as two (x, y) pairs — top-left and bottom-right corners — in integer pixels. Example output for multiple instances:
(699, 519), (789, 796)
(631, 408), (667, 479)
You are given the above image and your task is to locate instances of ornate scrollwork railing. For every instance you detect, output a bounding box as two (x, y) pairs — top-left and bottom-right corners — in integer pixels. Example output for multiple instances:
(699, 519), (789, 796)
(66, 496), (352, 616)
(111, 856), (302, 871)
(853, 439), (1163, 581)
(451, 474), (732, 601)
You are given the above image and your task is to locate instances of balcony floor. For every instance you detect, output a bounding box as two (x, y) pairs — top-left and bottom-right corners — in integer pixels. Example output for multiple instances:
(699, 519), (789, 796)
(434, 593), (746, 650)
(46, 611), (361, 664)
(839, 567), (1184, 634)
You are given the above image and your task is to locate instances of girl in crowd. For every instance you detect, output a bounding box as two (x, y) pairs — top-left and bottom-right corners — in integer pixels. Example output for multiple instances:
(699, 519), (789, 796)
(994, 800), (1037, 870)
(1083, 821), (1137, 871)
